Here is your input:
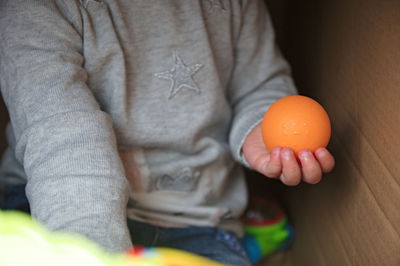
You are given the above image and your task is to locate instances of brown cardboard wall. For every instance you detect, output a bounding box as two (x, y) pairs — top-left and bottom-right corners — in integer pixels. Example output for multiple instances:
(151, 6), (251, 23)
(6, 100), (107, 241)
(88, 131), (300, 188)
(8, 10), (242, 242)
(257, 0), (400, 265)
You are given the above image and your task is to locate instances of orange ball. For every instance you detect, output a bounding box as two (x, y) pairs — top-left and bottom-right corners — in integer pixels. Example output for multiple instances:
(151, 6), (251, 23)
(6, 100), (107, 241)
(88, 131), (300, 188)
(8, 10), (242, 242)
(261, 95), (331, 155)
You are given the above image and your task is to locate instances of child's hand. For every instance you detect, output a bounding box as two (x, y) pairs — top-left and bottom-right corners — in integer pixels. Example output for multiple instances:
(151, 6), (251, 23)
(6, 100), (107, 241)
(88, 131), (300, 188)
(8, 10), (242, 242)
(242, 124), (335, 186)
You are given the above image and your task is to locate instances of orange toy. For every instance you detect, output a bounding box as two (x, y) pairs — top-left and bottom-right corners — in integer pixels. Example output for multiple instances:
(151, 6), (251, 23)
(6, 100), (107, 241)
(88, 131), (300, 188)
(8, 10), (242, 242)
(261, 95), (331, 155)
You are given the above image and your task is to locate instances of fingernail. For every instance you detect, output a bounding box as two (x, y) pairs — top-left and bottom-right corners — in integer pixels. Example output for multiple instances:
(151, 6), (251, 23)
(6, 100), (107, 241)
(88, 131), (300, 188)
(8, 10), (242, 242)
(272, 147), (281, 156)
(299, 150), (312, 160)
(315, 148), (326, 158)
(282, 148), (293, 159)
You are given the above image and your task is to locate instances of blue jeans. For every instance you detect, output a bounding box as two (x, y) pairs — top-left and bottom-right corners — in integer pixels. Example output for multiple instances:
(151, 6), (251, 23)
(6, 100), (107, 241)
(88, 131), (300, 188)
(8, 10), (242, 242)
(127, 219), (252, 266)
(0, 184), (30, 213)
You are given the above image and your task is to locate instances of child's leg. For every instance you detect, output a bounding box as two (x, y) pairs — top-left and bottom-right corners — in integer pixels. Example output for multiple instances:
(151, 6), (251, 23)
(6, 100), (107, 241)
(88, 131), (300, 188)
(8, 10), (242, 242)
(127, 219), (252, 266)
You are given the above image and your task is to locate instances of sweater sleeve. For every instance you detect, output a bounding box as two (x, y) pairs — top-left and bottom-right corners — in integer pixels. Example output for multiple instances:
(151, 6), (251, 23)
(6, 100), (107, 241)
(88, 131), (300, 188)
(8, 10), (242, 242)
(0, 0), (131, 252)
(228, 0), (297, 166)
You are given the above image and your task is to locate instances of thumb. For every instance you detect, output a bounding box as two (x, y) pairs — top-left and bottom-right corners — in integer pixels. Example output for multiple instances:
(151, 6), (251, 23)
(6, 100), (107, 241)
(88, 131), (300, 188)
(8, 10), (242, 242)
(242, 125), (282, 178)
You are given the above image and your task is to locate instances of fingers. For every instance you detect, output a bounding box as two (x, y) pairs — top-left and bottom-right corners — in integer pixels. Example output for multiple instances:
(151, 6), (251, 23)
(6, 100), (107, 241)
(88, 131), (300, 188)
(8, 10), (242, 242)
(315, 148), (335, 173)
(298, 150), (322, 184)
(280, 148), (301, 186)
(243, 127), (335, 186)
(262, 147), (282, 178)
(248, 147), (282, 178)
(297, 148), (335, 184)
(280, 147), (333, 185)
(262, 147), (334, 186)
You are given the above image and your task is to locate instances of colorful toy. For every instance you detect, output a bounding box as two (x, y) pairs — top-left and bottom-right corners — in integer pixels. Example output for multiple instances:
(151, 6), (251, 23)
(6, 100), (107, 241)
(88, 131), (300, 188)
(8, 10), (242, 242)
(241, 197), (294, 265)
(261, 95), (331, 156)
(0, 210), (225, 266)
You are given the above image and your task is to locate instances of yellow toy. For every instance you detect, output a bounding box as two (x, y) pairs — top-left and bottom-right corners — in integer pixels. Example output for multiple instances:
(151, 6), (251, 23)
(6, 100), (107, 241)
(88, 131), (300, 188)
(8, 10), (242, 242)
(0, 210), (224, 266)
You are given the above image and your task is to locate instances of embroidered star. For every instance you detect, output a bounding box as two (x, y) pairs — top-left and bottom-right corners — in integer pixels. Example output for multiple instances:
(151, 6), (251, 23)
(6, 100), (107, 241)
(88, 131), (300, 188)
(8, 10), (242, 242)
(206, 0), (227, 13)
(154, 52), (203, 99)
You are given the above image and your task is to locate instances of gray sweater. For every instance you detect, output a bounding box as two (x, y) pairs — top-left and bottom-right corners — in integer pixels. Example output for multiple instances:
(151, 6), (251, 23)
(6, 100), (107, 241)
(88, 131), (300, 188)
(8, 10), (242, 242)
(0, 0), (296, 252)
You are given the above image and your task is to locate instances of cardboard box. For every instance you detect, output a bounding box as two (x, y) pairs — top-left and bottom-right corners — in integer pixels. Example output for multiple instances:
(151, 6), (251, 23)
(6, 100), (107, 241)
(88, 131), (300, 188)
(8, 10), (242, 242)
(254, 0), (400, 265)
